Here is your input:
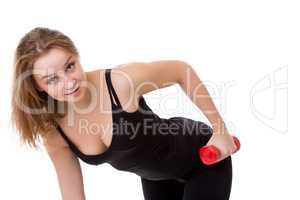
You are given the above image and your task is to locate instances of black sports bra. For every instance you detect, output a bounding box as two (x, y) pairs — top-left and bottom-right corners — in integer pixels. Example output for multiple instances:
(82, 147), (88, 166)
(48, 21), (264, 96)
(55, 68), (214, 181)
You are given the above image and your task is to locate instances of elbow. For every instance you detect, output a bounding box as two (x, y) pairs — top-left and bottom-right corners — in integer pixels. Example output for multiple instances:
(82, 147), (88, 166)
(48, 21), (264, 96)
(176, 60), (193, 85)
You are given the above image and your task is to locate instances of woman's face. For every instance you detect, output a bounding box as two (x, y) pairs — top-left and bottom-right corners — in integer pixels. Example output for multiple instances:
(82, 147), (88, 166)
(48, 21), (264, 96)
(32, 48), (87, 103)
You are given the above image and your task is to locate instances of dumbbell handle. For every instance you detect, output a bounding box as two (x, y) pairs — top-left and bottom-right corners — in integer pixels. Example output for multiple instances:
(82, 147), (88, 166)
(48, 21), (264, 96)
(199, 136), (240, 165)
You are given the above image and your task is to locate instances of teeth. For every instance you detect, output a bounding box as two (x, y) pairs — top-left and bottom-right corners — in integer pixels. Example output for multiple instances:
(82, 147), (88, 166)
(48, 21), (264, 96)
(66, 87), (78, 95)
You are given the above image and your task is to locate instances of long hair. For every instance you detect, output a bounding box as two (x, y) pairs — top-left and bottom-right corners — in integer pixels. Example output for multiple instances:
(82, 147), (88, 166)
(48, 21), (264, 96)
(10, 27), (79, 149)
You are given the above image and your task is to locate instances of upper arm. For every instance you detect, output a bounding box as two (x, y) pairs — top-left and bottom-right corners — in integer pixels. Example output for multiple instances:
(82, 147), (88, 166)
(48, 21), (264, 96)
(113, 60), (190, 96)
(42, 129), (86, 200)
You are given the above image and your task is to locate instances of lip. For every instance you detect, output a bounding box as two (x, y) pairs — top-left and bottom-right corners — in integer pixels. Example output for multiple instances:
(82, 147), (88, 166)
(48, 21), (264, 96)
(65, 87), (80, 95)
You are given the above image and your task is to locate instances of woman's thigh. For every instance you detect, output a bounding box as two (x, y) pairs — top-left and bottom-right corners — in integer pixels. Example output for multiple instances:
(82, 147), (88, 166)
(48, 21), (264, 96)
(183, 156), (233, 200)
(140, 177), (185, 200)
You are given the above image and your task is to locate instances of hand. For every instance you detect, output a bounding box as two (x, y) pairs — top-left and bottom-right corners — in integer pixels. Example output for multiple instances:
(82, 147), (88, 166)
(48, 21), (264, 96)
(205, 130), (237, 163)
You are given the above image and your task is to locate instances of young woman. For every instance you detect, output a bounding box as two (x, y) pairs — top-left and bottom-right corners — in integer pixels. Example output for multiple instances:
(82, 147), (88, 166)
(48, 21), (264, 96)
(11, 27), (237, 200)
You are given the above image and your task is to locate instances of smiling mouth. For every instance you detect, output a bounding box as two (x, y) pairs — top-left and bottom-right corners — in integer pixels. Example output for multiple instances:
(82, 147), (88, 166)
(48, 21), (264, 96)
(65, 87), (79, 95)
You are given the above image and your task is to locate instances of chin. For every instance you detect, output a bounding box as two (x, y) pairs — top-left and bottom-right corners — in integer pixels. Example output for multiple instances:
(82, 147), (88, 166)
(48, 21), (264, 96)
(65, 89), (85, 102)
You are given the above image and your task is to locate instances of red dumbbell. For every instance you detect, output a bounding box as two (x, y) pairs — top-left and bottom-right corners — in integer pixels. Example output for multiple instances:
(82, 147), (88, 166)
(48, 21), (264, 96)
(199, 136), (240, 165)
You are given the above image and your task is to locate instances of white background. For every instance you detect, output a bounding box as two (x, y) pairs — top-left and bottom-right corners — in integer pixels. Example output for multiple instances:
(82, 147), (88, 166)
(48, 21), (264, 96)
(0, 0), (298, 199)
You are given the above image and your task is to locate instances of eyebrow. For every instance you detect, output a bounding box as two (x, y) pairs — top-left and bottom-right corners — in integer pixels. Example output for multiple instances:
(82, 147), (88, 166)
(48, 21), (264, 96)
(41, 56), (72, 79)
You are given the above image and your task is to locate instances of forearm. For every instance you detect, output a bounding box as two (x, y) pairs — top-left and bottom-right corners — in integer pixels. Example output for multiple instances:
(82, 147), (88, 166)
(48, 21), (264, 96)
(47, 147), (86, 200)
(179, 65), (229, 134)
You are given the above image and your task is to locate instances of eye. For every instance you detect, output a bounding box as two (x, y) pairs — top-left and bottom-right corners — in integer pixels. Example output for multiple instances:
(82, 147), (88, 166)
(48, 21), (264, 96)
(65, 62), (75, 72)
(47, 76), (59, 84)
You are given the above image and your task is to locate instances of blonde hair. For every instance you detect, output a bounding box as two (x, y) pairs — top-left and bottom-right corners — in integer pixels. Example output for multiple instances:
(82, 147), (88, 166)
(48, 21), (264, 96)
(10, 27), (79, 149)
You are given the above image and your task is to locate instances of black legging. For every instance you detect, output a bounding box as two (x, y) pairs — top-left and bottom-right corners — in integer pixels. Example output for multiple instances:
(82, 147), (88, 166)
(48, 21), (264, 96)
(140, 156), (232, 200)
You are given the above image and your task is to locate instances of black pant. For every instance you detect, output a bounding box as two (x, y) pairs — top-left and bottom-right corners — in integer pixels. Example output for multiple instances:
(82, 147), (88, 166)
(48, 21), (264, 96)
(140, 156), (233, 200)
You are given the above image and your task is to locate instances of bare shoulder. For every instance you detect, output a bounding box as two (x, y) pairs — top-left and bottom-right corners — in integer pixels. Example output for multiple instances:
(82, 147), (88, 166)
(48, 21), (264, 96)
(87, 63), (148, 91)
(109, 63), (148, 97)
(110, 62), (148, 85)
(110, 60), (188, 96)
(41, 126), (69, 154)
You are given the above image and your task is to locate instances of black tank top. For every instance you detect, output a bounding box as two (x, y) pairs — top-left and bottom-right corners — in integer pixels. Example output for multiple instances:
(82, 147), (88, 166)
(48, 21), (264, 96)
(55, 68), (213, 181)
